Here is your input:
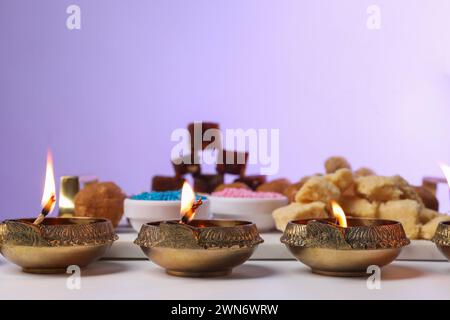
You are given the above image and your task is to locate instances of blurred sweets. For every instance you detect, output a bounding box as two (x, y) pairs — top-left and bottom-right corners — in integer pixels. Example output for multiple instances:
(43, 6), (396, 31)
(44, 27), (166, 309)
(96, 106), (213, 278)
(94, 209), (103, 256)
(234, 175), (267, 190)
(420, 173), (450, 211)
(152, 176), (185, 192)
(151, 122), (224, 193)
(58, 175), (98, 217)
(188, 122), (220, 150)
(324, 156), (352, 174)
(130, 190), (205, 201)
(172, 153), (201, 177)
(215, 178), (292, 194)
(194, 174), (224, 194)
(216, 150), (249, 176)
(74, 181), (126, 227)
(124, 190), (210, 231)
(209, 187), (288, 231)
(414, 186), (439, 211)
(212, 188), (286, 199)
(256, 178), (291, 194)
(272, 156), (448, 240)
(151, 122), (271, 194)
(214, 182), (250, 192)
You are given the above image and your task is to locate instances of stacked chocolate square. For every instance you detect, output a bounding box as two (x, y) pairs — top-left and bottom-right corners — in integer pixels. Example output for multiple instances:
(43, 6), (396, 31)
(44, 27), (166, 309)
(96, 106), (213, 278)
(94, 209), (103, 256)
(151, 122), (267, 193)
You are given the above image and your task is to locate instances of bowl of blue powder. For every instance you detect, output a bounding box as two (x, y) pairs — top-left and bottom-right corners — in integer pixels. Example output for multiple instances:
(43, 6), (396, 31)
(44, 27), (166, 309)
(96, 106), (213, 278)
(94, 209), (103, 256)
(124, 190), (211, 232)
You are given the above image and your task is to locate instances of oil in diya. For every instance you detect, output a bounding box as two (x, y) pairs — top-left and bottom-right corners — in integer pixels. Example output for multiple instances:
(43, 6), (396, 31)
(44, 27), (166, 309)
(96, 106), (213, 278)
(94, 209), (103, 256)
(135, 181), (263, 277)
(0, 150), (117, 274)
(281, 200), (410, 277)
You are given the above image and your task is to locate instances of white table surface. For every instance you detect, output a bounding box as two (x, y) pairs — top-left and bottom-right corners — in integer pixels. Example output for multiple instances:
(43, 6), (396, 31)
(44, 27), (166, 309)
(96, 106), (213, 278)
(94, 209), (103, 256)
(1, 256), (450, 300)
(106, 230), (447, 261)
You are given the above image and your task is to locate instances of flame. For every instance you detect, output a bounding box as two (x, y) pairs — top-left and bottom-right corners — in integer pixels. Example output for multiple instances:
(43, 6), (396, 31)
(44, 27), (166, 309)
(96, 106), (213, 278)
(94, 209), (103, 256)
(41, 150), (56, 214)
(439, 162), (450, 188)
(180, 181), (196, 222)
(331, 200), (347, 228)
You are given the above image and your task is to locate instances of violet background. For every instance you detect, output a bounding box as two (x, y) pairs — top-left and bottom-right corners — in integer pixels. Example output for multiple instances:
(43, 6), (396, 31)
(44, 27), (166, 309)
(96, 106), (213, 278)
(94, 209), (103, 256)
(1, 0), (450, 219)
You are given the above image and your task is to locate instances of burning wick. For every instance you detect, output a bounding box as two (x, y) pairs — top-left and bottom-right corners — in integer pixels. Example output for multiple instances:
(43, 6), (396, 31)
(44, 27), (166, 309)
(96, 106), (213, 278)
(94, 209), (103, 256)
(33, 150), (57, 225)
(33, 195), (56, 225)
(330, 200), (348, 228)
(180, 198), (203, 224)
(179, 181), (203, 224)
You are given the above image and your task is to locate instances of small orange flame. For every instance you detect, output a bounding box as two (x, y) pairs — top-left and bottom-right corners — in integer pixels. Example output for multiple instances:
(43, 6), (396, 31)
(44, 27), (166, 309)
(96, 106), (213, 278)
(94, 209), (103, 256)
(439, 162), (450, 188)
(41, 150), (56, 215)
(331, 200), (347, 228)
(180, 181), (196, 222)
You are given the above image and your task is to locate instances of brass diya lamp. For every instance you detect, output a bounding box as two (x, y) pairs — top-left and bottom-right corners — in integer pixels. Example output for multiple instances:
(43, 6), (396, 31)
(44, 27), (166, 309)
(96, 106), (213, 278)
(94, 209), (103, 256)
(430, 164), (450, 261)
(0, 217), (117, 273)
(135, 182), (263, 277)
(432, 221), (450, 261)
(281, 201), (410, 277)
(0, 151), (117, 273)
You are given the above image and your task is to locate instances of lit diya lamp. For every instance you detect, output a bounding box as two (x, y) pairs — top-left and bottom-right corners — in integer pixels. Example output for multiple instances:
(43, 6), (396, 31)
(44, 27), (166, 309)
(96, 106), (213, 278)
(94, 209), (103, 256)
(281, 200), (410, 276)
(134, 181), (263, 277)
(432, 164), (450, 262)
(0, 151), (117, 274)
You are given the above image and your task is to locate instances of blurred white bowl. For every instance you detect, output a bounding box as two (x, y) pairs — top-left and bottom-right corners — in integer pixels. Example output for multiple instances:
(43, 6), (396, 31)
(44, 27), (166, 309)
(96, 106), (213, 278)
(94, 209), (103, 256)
(124, 198), (211, 232)
(208, 195), (288, 232)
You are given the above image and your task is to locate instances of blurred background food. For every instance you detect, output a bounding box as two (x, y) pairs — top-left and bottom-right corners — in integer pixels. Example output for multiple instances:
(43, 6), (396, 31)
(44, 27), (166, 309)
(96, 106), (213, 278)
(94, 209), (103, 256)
(272, 156), (449, 240)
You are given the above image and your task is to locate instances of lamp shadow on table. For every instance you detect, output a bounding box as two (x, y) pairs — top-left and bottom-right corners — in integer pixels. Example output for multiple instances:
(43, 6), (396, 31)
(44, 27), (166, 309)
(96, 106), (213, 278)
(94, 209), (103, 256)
(213, 264), (278, 281)
(290, 265), (423, 281)
(80, 261), (131, 277)
(380, 264), (424, 281)
(3, 261), (129, 278)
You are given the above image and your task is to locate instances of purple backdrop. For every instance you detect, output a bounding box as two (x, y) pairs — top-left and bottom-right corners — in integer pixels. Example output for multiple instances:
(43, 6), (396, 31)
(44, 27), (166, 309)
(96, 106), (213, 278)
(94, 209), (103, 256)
(1, 0), (450, 219)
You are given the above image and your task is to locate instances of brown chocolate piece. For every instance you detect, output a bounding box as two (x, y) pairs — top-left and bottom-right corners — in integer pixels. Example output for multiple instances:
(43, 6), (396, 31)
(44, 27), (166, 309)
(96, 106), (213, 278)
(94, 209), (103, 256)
(421, 176), (446, 196)
(194, 174), (224, 193)
(172, 153), (201, 177)
(152, 176), (185, 191)
(216, 150), (249, 176)
(414, 186), (439, 211)
(234, 175), (267, 190)
(188, 122), (220, 150)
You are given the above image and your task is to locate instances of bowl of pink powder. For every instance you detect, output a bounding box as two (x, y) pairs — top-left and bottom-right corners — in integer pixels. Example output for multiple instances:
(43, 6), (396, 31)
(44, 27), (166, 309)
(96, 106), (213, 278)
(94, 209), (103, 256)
(208, 188), (288, 231)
